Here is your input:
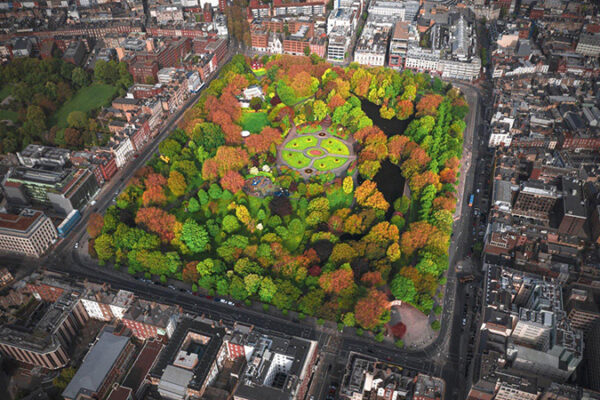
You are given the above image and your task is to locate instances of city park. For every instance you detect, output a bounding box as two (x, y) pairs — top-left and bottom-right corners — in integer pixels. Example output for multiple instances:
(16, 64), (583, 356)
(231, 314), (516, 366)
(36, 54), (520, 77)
(89, 54), (468, 343)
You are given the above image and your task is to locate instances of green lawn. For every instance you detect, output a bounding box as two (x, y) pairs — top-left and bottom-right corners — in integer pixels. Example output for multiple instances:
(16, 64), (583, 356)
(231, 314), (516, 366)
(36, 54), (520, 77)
(284, 135), (317, 150)
(321, 137), (350, 155)
(282, 150), (311, 168)
(253, 68), (266, 77)
(313, 156), (347, 171)
(241, 111), (269, 134)
(0, 86), (11, 102)
(52, 84), (118, 128)
(0, 109), (18, 122)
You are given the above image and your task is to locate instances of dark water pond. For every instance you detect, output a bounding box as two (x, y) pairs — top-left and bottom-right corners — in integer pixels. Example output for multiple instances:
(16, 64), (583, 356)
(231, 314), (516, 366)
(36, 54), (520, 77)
(360, 100), (412, 137)
(360, 100), (409, 215)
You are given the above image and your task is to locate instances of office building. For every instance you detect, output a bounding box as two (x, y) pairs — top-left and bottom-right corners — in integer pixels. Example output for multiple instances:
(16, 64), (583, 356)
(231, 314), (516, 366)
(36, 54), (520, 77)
(0, 209), (57, 257)
(231, 326), (318, 400)
(0, 290), (88, 370)
(5, 167), (99, 216)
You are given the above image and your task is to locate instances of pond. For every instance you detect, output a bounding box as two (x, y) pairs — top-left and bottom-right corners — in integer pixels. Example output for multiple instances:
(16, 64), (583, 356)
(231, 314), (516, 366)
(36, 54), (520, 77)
(360, 100), (412, 138)
(360, 100), (410, 216)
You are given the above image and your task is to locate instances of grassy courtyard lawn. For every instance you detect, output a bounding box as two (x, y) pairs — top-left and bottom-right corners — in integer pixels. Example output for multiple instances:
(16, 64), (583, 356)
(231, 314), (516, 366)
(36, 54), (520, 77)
(284, 135), (317, 150)
(313, 156), (347, 171)
(53, 84), (118, 128)
(0, 86), (11, 102)
(282, 150), (311, 168)
(321, 137), (350, 155)
(253, 68), (266, 77)
(241, 111), (269, 133)
(298, 124), (322, 134)
(0, 109), (18, 122)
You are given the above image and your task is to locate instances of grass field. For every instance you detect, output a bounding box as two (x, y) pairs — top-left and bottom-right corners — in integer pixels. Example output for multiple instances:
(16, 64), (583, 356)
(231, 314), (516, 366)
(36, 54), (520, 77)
(0, 86), (11, 102)
(253, 68), (266, 77)
(321, 137), (350, 155)
(282, 151), (311, 168)
(284, 135), (317, 150)
(53, 84), (118, 128)
(0, 109), (18, 122)
(313, 156), (347, 171)
(241, 111), (269, 134)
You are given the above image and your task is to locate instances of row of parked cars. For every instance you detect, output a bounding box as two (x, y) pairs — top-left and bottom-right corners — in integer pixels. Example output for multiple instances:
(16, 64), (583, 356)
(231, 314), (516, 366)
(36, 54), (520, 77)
(136, 277), (238, 306)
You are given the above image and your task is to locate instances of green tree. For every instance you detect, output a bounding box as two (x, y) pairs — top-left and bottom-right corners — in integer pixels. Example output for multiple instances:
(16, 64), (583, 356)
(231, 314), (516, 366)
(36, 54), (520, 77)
(95, 234), (115, 263)
(22, 105), (46, 138)
(259, 276), (277, 303)
(182, 219), (209, 253)
(71, 67), (89, 88)
(168, 170), (187, 196)
(244, 274), (262, 295)
(67, 110), (88, 130)
(390, 275), (417, 303)
(229, 275), (249, 300)
(188, 197), (200, 213)
(222, 214), (240, 233)
(159, 139), (182, 159)
(343, 312), (356, 327)
(53, 367), (76, 390)
(276, 81), (297, 106)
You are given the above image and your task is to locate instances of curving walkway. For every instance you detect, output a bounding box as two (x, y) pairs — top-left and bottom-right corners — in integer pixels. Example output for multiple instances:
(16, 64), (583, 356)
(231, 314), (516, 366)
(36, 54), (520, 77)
(277, 123), (356, 179)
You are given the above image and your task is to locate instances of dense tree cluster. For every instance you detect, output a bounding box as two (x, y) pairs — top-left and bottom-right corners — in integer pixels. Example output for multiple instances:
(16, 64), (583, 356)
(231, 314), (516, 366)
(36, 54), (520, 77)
(92, 54), (467, 331)
(0, 57), (131, 152)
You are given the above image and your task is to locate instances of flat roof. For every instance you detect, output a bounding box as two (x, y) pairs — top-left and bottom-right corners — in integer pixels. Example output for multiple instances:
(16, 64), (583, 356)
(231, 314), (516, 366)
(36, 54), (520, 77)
(0, 209), (44, 233)
(122, 339), (163, 390)
(62, 329), (130, 400)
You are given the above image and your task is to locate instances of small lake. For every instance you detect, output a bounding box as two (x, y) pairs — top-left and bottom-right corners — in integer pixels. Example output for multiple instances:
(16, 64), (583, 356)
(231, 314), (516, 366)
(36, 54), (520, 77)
(360, 100), (412, 138)
(360, 100), (410, 216)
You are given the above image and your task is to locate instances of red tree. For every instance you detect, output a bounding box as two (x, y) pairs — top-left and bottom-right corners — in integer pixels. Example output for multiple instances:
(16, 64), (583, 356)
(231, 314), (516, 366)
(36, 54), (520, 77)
(245, 126), (282, 154)
(214, 146), (250, 177)
(439, 168), (457, 184)
(87, 213), (104, 239)
(361, 271), (383, 287)
(388, 135), (410, 163)
(355, 289), (388, 330)
(433, 194), (457, 211)
(416, 94), (444, 117)
(400, 221), (437, 255)
(319, 268), (354, 294)
(395, 99), (414, 120)
(135, 207), (178, 243)
(220, 170), (245, 193)
(182, 261), (200, 282)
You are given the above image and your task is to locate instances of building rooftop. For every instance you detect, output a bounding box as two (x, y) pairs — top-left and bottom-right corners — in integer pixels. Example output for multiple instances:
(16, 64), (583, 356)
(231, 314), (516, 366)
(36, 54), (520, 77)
(151, 317), (225, 391)
(0, 209), (45, 234)
(122, 339), (163, 390)
(62, 327), (131, 400)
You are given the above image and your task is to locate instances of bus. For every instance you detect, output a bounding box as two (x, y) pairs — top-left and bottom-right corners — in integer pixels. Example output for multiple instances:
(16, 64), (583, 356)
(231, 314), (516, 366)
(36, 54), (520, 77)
(57, 210), (81, 238)
(468, 194), (474, 207)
